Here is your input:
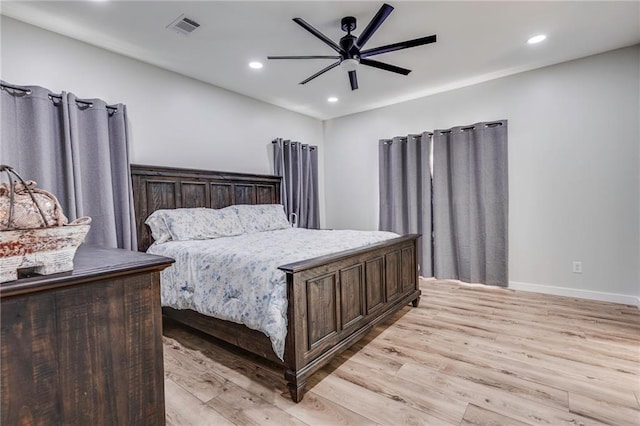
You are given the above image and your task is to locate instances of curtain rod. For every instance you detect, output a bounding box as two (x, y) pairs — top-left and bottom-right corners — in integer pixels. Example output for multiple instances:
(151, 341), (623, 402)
(48, 93), (118, 113)
(384, 121), (503, 140)
(381, 132), (433, 144)
(1, 82), (118, 113)
(271, 140), (317, 150)
(438, 122), (503, 135)
(1, 82), (31, 94)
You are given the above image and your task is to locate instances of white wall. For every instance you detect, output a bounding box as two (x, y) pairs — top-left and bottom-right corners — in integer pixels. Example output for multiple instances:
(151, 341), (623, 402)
(324, 46), (640, 302)
(0, 16), (326, 224)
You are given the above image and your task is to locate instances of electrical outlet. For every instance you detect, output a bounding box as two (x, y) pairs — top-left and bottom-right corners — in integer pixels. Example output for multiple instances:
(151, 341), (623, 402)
(572, 261), (582, 274)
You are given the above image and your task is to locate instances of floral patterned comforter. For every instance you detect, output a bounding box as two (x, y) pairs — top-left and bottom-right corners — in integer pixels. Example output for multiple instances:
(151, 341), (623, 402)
(147, 228), (398, 360)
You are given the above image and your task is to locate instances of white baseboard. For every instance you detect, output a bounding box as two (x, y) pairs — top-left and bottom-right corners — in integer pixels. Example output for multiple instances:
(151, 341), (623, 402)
(509, 281), (640, 308)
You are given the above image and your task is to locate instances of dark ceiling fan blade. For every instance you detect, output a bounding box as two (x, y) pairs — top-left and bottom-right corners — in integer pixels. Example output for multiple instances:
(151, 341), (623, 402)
(360, 34), (437, 58)
(300, 61), (341, 85)
(268, 55), (341, 60)
(360, 58), (411, 75)
(348, 70), (358, 90)
(293, 18), (343, 54)
(355, 3), (394, 50)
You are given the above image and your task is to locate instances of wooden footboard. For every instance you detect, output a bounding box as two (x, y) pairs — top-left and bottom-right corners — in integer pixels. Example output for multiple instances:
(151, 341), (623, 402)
(162, 233), (420, 402)
(279, 233), (421, 401)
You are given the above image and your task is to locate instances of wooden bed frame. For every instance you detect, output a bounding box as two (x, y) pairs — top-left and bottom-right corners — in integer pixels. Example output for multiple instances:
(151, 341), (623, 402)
(131, 164), (421, 402)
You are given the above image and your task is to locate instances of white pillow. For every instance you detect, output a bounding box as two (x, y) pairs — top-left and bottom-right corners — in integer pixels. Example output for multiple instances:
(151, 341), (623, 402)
(231, 204), (291, 233)
(145, 211), (172, 244)
(146, 208), (245, 242)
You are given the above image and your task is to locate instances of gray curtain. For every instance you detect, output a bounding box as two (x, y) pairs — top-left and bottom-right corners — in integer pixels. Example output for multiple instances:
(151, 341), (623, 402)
(272, 138), (319, 229)
(432, 120), (508, 286)
(379, 132), (432, 276)
(1, 81), (137, 250)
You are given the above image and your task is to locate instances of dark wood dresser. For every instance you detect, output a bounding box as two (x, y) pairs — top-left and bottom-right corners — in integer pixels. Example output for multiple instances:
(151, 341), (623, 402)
(1, 245), (174, 425)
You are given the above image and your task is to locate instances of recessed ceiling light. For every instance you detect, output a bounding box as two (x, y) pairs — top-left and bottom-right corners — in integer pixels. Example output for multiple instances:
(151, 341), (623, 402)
(327, 97), (338, 103)
(249, 62), (263, 69)
(527, 35), (546, 45)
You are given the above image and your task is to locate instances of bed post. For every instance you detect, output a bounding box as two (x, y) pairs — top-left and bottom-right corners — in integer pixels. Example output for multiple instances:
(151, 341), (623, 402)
(285, 374), (306, 403)
(283, 271), (307, 402)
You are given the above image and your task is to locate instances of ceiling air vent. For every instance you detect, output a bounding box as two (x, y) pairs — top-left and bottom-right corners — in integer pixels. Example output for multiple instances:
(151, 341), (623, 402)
(167, 14), (201, 36)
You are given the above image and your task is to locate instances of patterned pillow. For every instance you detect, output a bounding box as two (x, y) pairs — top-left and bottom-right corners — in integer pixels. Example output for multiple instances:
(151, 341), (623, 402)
(146, 208), (245, 242)
(231, 204), (291, 233)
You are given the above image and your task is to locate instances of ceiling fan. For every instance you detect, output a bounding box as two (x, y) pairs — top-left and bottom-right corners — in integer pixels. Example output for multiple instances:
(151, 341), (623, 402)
(267, 3), (437, 91)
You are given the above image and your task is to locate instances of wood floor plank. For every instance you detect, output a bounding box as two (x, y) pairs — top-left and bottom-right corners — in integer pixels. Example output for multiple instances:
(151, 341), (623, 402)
(164, 324), (296, 408)
(422, 295), (640, 341)
(207, 382), (306, 426)
(494, 333), (640, 373)
(384, 325), (638, 405)
(384, 328), (635, 407)
(334, 340), (405, 375)
(431, 329), (640, 389)
(284, 392), (379, 426)
(584, 334), (640, 358)
(363, 332), (451, 371)
(163, 279), (640, 425)
(397, 361), (606, 426)
(431, 309), (592, 343)
(409, 312), (501, 340)
(206, 382), (308, 426)
(546, 310), (640, 333)
(437, 359), (570, 410)
(392, 316), (638, 386)
(427, 280), (638, 322)
(460, 403), (531, 426)
(327, 356), (468, 424)
(569, 392), (640, 426)
(163, 338), (229, 403)
(311, 372), (457, 425)
(164, 379), (233, 426)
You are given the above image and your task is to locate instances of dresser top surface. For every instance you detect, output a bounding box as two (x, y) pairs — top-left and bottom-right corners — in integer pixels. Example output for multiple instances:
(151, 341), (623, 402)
(1, 245), (174, 297)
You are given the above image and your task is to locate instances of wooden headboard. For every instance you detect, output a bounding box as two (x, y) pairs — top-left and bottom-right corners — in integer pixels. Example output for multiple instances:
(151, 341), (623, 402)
(131, 164), (281, 251)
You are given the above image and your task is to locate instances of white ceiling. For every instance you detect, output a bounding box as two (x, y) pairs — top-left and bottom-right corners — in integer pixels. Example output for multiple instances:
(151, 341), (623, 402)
(2, 1), (639, 120)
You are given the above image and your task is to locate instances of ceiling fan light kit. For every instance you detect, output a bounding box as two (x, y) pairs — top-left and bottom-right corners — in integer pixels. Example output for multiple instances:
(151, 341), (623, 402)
(267, 3), (437, 91)
(340, 58), (359, 72)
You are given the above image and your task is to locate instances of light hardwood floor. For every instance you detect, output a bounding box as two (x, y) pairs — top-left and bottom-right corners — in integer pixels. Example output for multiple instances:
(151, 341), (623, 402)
(163, 279), (640, 425)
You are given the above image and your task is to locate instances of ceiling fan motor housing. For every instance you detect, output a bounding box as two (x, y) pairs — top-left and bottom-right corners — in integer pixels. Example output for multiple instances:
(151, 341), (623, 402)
(340, 16), (358, 60)
(340, 35), (358, 59)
